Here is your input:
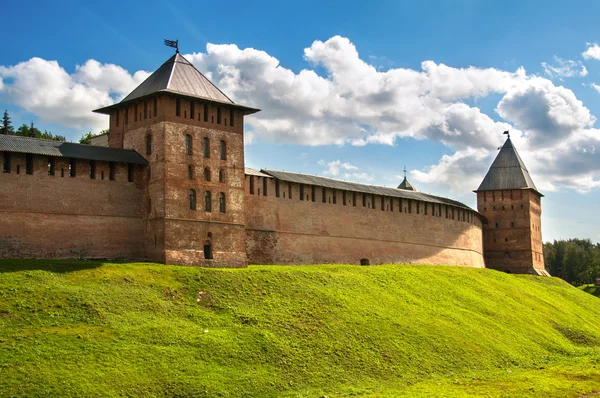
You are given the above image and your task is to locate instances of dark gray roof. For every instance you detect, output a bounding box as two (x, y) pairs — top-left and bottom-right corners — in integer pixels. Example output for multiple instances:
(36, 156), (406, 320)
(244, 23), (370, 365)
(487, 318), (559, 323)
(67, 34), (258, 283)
(0, 134), (147, 165)
(397, 177), (416, 191)
(94, 53), (259, 115)
(260, 169), (475, 211)
(245, 167), (273, 178)
(476, 138), (541, 195)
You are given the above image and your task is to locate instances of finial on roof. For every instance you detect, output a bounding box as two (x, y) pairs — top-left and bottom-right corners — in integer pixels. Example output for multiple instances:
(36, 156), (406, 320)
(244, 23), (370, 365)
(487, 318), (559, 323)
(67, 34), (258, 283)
(398, 166), (416, 191)
(403, 164), (407, 179)
(164, 39), (179, 54)
(503, 130), (510, 139)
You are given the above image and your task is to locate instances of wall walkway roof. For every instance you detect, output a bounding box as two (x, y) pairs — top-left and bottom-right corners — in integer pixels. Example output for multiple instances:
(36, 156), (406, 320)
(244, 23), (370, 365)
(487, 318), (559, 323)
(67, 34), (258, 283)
(0, 135), (147, 165)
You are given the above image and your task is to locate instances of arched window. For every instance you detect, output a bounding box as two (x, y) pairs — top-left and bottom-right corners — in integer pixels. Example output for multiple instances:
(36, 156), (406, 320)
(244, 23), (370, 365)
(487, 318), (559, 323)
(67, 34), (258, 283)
(204, 167), (211, 182)
(219, 192), (226, 213)
(203, 137), (210, 158)
(220, 140), (227, 160)
(146, 134), (152, 155)
(218, 168), (225, 183)
(205, 191), (212, 212)
(189, 189), (196, 210)
(188, 165), (194, 180)
(185, 134), (193, 155)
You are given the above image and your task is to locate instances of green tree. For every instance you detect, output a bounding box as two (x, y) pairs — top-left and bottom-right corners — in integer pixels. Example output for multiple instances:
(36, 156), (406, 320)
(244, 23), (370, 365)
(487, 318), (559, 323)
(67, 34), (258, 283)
(15, 122), (65, 142)
(1, 110), (14, 135)
(79, 132), (95, 145)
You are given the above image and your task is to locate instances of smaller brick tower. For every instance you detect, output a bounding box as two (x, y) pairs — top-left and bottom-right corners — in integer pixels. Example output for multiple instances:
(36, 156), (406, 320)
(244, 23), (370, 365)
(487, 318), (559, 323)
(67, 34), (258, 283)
(475, 134), (548, 276)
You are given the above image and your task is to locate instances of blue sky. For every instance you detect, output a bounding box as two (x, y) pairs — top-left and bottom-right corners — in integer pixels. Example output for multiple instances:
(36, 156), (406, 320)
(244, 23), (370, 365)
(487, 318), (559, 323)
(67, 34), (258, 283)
(1, 0), (599, 243)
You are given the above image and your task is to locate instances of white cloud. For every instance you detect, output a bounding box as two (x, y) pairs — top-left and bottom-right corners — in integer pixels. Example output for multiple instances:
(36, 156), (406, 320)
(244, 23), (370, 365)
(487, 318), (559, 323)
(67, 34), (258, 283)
(582, 43), (600, 60)
(1, 36), (599, 193)
(591, 83), (600, 94)
(318, 159), (358, 176)
(0, 58), (148, 131)
(541, 56), (588, 78)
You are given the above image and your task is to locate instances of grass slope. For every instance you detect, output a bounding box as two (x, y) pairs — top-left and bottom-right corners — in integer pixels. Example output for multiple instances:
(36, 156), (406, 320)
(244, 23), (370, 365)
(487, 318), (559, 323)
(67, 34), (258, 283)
(1, 260), (600, 397)
(580, 284), (600, 298)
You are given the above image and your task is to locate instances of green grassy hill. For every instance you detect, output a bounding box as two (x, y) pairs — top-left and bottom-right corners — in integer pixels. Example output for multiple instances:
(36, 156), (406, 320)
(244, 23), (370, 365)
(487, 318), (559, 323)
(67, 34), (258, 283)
(1, 260), (600, 397)
(580, 284), (600, 298)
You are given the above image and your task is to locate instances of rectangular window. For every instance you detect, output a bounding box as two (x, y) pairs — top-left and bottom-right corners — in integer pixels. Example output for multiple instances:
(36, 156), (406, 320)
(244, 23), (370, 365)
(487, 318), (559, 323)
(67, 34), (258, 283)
(48, 157), (54, 176)
(311, 185), (315, 202)
(115, 110), (119, 127)
(134, 104), (138, 122)
(263, 177), (267, 196)
(230, 109), (234, 127)
(217, 107), (222, 124)
(89, 160), (96, 179)
(438, 204), (442, 217)
(333, 190), (337, 204)
(203, 104), (208, 122)
(371, 194), (375, 209)
(128, 164), (134, 182)
(144, 102), (148, 119)
(424, 202), (428, 215)
(25, 154), (33, 175)
(300, 184), (304, 201)
(343, 191), (347, 206)
(353, 192), (356, 207)
(322, 187), (327, 203)
(190, 102), (195, 120)
(153, 98), (158, 117)
(408, 200), (412, 214)
(250, 176), (255, 195)
(288, 183), (292, 200)
(109, 162), (115, 181)
(69, 159), (76, 177)
(175, 98), (181, 117)
(416, 201), (420, 214)
(362, 193), (366, 207)
(275, 179), (280, 198)
(3, 152), (11, 173)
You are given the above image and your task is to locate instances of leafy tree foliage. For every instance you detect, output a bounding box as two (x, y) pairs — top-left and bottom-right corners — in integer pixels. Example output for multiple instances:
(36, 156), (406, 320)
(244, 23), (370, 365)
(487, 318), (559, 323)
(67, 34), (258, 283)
(544, 239), (600, 285)
(79, 130), (108, 145)
(1, 110), (14, 135)
(15, 122), (66, 142)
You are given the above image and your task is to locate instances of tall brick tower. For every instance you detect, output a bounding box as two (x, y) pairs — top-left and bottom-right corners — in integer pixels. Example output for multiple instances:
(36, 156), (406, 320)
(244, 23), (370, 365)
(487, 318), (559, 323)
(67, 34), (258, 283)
(475, 134), (548, 276)
(94, 51), (259, 267)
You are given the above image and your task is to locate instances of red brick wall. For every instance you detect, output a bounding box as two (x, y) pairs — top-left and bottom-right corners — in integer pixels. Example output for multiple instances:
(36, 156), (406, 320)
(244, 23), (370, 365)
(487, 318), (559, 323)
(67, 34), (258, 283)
(477, 189), (545, 273)
(245, 176), (484, 267)
(0, 152), (145, 260)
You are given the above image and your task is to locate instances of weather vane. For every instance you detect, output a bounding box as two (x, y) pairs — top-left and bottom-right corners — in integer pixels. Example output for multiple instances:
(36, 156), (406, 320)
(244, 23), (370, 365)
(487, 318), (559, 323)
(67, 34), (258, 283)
(503, 130), (510, 139)
(164, 39), (179, 53)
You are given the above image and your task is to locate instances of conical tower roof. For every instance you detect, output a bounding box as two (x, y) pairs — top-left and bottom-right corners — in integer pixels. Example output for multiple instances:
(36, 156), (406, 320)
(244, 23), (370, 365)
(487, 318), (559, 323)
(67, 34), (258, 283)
(94, 53), (259, 114)
(476, 137), (541, 195)
(397, 176), (416, 191)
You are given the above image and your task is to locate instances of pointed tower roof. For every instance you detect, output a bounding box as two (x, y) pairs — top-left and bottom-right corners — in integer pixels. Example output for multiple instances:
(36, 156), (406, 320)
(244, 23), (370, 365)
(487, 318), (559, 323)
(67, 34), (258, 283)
(94, 53), (259, 114)
(397, 177), (416, 191)
(476, 137), (542, 195)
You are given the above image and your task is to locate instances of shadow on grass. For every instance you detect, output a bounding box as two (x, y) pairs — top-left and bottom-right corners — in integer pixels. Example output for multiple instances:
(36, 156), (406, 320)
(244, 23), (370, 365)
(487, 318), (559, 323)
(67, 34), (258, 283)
(0, 259), (106, 274)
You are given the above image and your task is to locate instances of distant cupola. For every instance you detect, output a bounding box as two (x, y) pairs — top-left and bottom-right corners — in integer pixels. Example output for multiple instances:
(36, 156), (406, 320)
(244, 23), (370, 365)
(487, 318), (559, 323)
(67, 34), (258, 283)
(397, 166), (416, 191)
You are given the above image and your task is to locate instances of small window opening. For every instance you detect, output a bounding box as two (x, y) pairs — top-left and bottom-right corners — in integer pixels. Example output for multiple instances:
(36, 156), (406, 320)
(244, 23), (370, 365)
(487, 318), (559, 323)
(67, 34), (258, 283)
(343, 191), (347, 206)
(353, 192), (357, 207)
(275, 179), (280, 197)
(89, 160), (96, 179)
(250, 176), (255, 194)
(188, 165), (194, 180)
(219, 192), (226, 213)
(153, 98), (158, 116)
(124, 107), (129, 125)
(322, 187), (327, 203)
(205, 191), (212, 212)
(288, 184), (292, 199)
(176, 98), (181, 117)
(25, 154), (33, 175)
(495, 222), (499, 228)
(263, 177), (267, 196)
(109, 162), (115, 181)
(381, 197), (385, 211)
(217, 107), (222, 124)
(101, 170), (104, 180)
(219, 168), (225, 183)
(204, 241), (213, 260)
(47, 157), (54, 176)
(300, 184), (304, 201)
(220, 140), (227, 160)
(311, 185), (316, 202)
(360, 258), (370, 266)
(185, 134), (193, 156)
(146, 134), (152, 156)
(144, 102), (148, 119)
(362, 194), (366, 207)
(333, 190), (337, 204)
(202, 137), (210, 158)
(127, 164), (134, 182)
(203, 103), (208, 122)
(190, 101), (195, 120)
(204, 167), (211, 182)
(230, 109), (235, 127)
(115, 110), (120, 127)
(189, 189), (196, 210)
(69, 159), (76, 177)
(134, 104), (138, 122)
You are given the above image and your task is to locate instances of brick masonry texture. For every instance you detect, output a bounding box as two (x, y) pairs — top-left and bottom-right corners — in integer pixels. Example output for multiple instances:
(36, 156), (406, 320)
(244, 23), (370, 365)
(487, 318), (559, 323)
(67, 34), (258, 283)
(0, 87), (541, 271)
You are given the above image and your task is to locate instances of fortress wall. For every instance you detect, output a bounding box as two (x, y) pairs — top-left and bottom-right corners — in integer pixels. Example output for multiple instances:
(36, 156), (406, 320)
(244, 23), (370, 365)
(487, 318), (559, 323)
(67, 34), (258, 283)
(245, 175), (484, 267)
(0, 152), (145, 260)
